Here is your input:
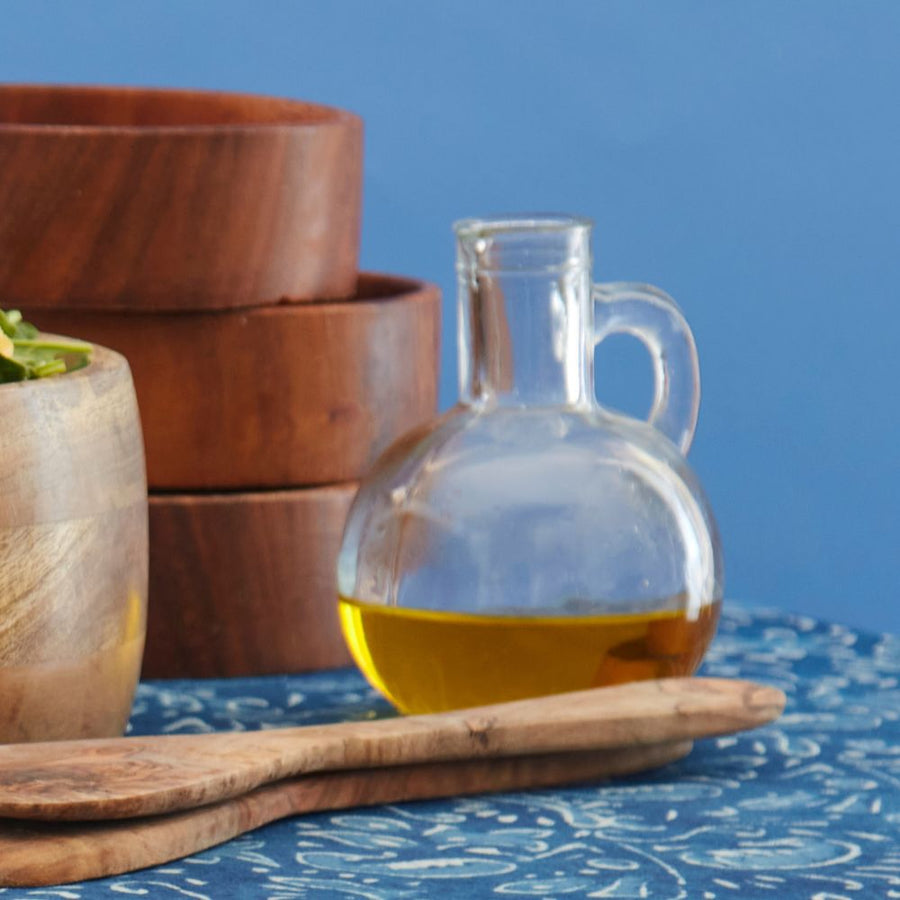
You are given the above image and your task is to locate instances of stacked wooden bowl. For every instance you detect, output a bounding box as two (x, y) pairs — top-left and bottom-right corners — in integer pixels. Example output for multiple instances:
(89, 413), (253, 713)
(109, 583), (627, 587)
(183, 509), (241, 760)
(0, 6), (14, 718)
(1, 84), (441, 678)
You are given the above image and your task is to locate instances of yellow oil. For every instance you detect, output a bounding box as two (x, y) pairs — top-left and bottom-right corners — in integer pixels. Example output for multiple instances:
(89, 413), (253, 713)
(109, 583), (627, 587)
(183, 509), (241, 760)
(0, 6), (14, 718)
(338, 596), (721, 714)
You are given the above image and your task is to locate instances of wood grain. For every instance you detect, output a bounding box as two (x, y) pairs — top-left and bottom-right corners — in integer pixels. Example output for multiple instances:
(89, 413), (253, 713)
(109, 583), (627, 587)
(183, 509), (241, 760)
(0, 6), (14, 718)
(0, 743), (693, 887)
(143, 484), (356, 678)
(0, 344), (147, 741)
(24, 274), (441, 489)
(0, 678), (786, 821)
(0, 84), (362, 310)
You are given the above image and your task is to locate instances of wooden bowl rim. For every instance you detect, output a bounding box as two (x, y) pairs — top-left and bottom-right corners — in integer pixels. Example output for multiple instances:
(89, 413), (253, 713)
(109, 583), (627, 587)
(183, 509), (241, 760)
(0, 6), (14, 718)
(0, 83), (360, 135)
(32, 273), (441, 321)
(149, 483), (358, 505)
(270, 272), (441, 317)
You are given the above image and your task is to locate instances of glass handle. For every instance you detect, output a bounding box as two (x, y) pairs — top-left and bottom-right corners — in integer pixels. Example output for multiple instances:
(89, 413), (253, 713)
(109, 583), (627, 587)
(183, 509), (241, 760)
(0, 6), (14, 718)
(593, 281), (700, 455)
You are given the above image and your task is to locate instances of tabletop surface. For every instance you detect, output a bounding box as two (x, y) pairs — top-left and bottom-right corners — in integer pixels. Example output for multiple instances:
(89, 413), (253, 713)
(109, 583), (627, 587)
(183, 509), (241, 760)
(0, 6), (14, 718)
(3, 603), (900, 899)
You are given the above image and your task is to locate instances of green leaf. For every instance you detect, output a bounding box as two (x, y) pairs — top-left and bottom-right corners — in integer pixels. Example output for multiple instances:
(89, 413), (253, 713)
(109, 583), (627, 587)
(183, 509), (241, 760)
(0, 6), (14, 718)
(0, 307), (93, 385)
(0, 308), (17, 338)
(0, 353), (29, 382)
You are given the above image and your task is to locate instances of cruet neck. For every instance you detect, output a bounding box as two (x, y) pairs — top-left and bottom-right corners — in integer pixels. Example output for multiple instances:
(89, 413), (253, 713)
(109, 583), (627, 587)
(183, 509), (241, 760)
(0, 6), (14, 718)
(455, 214), (594, 408)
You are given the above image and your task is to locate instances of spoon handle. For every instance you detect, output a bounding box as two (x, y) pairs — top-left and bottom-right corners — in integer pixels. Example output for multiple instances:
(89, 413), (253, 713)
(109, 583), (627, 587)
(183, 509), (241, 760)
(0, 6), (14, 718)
(0, 742), (693, 887)
(0, 677), (785, 821)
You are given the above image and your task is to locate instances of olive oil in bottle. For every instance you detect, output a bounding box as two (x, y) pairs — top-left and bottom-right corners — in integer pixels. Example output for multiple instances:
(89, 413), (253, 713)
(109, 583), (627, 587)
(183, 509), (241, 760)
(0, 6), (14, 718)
(338, 597), (721, 714)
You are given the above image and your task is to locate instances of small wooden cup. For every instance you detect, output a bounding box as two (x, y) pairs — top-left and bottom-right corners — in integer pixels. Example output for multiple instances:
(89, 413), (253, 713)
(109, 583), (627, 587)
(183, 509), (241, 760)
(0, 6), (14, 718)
(0, 345), (147, 741)
(144, 485), (356, 678)
(24, 273), (441, 490)
(0, 84), (362, 311)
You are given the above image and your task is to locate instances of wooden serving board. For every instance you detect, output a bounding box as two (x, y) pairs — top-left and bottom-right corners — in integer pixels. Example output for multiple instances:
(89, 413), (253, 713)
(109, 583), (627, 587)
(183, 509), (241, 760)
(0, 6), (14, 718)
(143, 484), (356, 678)
(24, 274), (441, 489)
(0, 84), (362, 310)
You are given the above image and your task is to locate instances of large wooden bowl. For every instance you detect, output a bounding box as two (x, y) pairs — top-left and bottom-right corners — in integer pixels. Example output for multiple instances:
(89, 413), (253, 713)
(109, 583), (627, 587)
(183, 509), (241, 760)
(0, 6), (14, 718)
(143, 485), (356, 678)
(0, 345), (147, 741)
(24, 273), (441, 490)
(0, 84), (362, 311)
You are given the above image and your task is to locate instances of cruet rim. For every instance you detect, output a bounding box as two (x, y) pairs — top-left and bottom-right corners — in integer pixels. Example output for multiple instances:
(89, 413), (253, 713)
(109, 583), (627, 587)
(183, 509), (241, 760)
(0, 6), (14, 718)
(453, 213), (594, 239)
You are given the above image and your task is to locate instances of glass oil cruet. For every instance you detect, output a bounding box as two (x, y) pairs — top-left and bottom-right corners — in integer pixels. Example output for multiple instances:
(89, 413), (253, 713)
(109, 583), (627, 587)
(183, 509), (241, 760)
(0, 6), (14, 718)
(338, 214), (724, 714)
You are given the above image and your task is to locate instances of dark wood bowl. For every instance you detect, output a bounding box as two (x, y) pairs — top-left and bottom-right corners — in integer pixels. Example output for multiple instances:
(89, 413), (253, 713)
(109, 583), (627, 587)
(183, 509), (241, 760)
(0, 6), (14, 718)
(143, 485), (356, 678)
(0, 84), (362, 311)
(0, 345), (147, 740)
(23, 273), (441, 490)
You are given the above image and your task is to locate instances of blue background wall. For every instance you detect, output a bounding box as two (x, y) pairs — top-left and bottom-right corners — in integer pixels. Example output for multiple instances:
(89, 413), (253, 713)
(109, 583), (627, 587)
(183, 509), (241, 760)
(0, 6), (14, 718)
(2, 1), (898, 633)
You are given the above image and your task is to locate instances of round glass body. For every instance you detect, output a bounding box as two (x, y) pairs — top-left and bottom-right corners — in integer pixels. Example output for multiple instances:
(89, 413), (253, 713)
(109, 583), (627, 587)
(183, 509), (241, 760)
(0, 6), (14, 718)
(338, 215), (723, 713)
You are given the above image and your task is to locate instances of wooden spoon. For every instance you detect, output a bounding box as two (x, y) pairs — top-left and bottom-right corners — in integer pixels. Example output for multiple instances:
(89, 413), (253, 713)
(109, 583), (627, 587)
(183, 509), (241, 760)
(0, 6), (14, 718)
(0, 678), (784, 822)
(0, 742), (693, 887)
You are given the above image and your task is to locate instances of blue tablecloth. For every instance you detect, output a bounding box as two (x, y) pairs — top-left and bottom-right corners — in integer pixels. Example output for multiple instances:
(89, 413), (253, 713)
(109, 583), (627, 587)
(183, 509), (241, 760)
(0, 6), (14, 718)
(3, 603), (900, 899)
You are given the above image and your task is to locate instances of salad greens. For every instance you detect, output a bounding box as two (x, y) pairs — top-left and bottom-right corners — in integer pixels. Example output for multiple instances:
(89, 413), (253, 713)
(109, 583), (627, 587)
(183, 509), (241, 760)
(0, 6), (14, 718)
(0, 307), (93, 383)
